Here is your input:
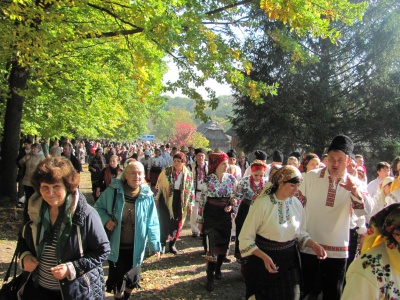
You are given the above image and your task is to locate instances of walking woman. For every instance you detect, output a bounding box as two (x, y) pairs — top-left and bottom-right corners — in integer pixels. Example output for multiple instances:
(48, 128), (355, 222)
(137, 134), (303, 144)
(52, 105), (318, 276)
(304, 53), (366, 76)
(197, 152), (237, 292)
(95, 155), (122, 199)
(94, 161), (161, 299)
(239, 165), (326, 299)
(233, 160), (268, 270)
(155, 152), (195, 254)
(16, 157), (110, 300)
(88, 147), (106, 202)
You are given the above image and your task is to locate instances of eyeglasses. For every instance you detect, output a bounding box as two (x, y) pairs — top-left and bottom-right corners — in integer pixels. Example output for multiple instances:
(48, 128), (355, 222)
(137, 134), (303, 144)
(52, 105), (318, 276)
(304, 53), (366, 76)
(393, 233), (400, 238)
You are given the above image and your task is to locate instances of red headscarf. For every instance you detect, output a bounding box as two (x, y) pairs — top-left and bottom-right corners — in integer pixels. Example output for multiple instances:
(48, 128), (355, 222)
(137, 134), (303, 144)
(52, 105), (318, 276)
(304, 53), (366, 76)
(208, 152), (229, 175)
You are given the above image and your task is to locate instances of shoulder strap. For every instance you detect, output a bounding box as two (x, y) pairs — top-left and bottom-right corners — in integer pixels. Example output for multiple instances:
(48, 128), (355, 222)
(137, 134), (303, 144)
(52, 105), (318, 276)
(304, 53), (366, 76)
(3, 247), (18, 282)
(77, 226), (84, 258)
(111, 188), (117, 214)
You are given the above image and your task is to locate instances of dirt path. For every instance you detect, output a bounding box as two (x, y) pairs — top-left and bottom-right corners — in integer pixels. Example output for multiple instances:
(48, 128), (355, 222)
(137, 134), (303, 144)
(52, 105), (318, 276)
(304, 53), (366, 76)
(0, 166), (245, 299)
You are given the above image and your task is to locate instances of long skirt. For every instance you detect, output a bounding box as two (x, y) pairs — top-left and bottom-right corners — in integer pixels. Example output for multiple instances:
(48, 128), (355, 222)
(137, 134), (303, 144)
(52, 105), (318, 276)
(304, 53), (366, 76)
(149, 167), (162, 186)
(234, 199), (252, 259)
(203, 198), (231, 262)
(245, 235), (301, 300)
(158, 190), (183, 244)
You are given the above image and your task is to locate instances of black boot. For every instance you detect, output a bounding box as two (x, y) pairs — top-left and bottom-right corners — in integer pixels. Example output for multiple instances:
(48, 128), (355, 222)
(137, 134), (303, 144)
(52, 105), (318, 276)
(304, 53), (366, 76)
(206, 270), (214, 292)
(206, 262), (216, 292)
(215, 254), (223, 280)
(123, 291), (131, 300)
(169, 238), (178, 255)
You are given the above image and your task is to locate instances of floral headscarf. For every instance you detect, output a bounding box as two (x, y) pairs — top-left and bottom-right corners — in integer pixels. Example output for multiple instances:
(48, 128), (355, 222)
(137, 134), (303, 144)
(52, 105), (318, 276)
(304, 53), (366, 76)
(264, 165), (302, 195)
(363, 203), (400, 253)
(208, 152), (229, 175)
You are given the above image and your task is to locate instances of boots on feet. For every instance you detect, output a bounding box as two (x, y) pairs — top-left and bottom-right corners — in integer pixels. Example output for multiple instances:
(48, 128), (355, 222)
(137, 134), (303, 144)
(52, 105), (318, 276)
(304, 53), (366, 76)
(169, 239), (178, 255)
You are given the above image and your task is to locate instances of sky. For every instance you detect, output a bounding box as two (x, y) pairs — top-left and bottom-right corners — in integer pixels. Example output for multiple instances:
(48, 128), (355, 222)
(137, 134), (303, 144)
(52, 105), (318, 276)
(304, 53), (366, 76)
(162, 60), (232, 98)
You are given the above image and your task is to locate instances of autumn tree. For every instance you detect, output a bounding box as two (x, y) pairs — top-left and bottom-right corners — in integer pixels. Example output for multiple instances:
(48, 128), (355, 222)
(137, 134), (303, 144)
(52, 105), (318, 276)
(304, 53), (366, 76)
(0, 0), (368, 202)
(169, 122), (196, 147)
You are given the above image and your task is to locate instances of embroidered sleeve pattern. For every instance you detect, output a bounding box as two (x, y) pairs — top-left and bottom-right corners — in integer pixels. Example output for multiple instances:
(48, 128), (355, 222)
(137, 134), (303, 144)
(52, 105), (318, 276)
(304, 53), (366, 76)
(240, 243), (257, 256)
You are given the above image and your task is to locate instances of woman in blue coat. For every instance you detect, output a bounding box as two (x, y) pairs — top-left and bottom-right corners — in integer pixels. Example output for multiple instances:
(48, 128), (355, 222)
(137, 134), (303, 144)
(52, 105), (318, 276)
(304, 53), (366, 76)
(95, 161), (161, 300)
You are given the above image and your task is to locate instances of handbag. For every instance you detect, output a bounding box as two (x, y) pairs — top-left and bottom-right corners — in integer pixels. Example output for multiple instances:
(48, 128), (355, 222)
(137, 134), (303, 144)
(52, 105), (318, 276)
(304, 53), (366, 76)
(0, 247), (22, 300)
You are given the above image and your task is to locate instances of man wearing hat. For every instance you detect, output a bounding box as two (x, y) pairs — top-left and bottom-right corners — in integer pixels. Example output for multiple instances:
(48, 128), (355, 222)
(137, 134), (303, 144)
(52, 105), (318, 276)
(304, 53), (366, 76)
(299, 135), (374, 300)
(188, 148), (209, 237)
(243, 150), (269, 178)
(227, 150), (242, 181)
(266, 150), (284, 178)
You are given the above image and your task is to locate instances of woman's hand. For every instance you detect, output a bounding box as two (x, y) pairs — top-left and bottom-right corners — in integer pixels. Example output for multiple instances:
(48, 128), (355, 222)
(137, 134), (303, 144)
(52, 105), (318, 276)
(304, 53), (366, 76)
(105, 219), (117, 231)
(23, 254), (39, 272)
(263, 255), (279, 273)
(312, 242), (327, 259)
(51, 264), (70, 280)
(224, 205), (232, 212)
(95, 188), (101, 198)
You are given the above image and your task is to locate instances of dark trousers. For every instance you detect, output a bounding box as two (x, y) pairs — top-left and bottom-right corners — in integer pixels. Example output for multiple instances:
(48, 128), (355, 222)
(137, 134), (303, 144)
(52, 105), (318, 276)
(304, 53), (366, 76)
(301, 253), (346, 300)
(24, 185), (35, 202)
(347, 229), (359, 270)
(107, 249), (134, 294)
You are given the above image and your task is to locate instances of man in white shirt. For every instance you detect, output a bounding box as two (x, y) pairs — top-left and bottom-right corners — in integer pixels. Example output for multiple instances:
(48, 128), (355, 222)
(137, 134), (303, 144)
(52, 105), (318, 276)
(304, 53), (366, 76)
(160, 144), (171, 161)
(367, 161), (391, 198)
(299, 135), (373, 300)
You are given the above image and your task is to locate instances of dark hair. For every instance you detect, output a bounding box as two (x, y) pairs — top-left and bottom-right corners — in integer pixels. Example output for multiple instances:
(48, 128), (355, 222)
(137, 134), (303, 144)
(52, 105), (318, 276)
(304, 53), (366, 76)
(301, 153), (319, 172)
(32, 157), (80, 194)
(376, 161), (390, 172)
(391, 157), (400, 177)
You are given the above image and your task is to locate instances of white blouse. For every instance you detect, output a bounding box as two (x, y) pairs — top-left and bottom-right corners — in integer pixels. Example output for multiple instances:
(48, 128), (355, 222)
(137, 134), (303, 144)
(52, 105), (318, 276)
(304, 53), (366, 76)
(239, 193), (310, 257)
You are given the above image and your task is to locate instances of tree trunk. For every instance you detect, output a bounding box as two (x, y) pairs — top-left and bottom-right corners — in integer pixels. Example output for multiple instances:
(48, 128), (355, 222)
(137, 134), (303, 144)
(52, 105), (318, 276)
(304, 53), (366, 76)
(0, 61), (28, 205)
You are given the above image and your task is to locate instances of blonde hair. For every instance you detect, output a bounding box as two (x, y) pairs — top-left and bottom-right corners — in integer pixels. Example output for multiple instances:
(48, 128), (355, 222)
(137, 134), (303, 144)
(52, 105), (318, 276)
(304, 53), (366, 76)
(287, 156), (299, 167)
(120, 161), (145, 183)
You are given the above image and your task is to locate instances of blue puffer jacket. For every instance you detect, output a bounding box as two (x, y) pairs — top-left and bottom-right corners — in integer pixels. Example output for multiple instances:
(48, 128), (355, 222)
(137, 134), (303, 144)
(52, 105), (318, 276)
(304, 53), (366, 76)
(94, 180), (161, 267)
(17, 191), (111, 300)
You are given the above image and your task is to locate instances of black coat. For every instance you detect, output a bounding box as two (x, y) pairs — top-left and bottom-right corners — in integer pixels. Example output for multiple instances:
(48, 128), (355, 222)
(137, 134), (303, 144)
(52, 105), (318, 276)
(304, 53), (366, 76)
(17, 192), (110, 300)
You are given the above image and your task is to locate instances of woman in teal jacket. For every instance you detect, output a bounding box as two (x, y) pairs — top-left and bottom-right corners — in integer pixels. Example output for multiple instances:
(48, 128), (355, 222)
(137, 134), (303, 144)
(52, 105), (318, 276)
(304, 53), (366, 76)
(94, 161), (161, 300)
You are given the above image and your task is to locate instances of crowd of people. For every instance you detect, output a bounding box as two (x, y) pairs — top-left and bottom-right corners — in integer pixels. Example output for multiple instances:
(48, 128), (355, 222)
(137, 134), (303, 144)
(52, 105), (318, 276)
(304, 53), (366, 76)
(11, 135), (400, 299)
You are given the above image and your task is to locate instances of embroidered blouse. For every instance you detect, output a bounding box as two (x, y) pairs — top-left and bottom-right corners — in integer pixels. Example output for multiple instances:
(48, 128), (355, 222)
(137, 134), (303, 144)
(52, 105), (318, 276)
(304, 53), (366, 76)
(197, 173), (237, 223)
(342, 242), (400, 300)
(239, 193), (310, 257)
(235, 175), (266, 205)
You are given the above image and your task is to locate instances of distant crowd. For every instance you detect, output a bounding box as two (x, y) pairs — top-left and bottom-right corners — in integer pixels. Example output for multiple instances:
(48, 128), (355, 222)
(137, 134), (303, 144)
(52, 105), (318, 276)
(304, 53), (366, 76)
(11, 135), (400, 300)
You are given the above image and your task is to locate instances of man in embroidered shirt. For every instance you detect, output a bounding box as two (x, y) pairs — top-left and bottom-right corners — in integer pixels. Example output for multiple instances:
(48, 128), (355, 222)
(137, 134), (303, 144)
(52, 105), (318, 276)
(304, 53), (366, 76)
(298, 135), (374, 300)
